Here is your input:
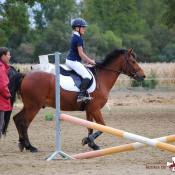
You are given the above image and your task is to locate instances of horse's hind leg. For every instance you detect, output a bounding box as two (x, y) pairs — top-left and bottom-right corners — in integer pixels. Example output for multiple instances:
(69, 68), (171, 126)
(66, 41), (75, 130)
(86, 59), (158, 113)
(13, 107), (39, 152)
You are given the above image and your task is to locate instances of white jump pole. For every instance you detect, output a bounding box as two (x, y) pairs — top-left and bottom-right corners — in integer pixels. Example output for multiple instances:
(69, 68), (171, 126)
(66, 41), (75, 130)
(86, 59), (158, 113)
(46, 52), (74, 161)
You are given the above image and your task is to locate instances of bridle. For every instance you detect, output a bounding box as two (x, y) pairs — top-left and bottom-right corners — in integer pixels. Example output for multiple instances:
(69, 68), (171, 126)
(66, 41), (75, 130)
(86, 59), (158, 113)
(97, 53), (140, 79)
(121, 53), (141, 79)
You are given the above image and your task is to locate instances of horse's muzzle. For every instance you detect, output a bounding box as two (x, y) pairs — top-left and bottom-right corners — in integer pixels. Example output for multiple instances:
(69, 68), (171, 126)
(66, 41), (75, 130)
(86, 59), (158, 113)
(134, 74), (146, 81)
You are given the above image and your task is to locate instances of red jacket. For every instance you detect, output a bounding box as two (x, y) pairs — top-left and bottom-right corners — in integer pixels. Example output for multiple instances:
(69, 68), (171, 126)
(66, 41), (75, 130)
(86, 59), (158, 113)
(0, 61), (12, 111)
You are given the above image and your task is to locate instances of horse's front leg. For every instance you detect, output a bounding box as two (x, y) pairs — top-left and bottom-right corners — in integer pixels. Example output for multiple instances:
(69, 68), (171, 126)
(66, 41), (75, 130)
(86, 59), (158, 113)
(82, 110), (104, 150)
(82, 111), (94, 147)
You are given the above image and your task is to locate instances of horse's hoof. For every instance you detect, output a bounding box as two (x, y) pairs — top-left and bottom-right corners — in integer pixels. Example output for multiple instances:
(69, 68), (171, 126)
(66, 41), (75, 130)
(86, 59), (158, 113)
(88, 142), (100, 150)
(18, 143), (24, 152)
(27, 145), (38, 153)
(30, 148), (38, 153)
(82, 137), (90, 146)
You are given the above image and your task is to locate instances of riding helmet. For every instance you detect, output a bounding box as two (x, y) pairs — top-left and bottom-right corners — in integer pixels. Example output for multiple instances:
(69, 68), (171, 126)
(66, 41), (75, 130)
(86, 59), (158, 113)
(71, 18), (88, 29)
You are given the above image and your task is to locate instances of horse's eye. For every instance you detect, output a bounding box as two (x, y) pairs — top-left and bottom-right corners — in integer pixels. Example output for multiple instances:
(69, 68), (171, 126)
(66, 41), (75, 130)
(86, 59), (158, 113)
(132, 60), (136, 64)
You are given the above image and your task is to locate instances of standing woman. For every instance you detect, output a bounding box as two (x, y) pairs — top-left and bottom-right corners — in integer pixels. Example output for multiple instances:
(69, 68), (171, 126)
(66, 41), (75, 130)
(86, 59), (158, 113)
(0, 47), (12, 138)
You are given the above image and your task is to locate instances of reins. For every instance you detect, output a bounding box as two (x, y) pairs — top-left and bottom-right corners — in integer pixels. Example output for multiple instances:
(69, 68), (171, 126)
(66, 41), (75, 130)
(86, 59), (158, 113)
(96, 65), (121, 74)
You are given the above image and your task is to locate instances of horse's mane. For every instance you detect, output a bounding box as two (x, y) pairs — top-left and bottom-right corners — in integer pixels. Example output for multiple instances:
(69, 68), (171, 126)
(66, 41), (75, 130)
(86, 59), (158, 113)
(96, 48), (127, 67)
(8, 66), (24, 104)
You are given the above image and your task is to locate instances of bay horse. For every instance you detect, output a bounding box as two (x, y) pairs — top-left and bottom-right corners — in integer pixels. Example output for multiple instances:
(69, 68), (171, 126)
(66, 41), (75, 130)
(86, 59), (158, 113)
(11, 48), (145, 152)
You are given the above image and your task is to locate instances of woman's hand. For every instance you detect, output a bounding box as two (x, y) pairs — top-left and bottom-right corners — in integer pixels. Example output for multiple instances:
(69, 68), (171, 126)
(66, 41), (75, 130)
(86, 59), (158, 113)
(89, 59), (96, 65)
(78, 46), (96, 65)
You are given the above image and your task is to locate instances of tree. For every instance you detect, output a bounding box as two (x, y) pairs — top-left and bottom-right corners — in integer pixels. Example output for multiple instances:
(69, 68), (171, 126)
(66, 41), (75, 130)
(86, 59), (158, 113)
(123, 34), (152, 62)
(84, 24), (122, 58)
(34, 0), (77, 25)
(82, 0), (145, 35)
(136, 0), (165, 28)
(0, 29), (8, 45)
(163, 0), (175, 28)
(0, 0), (174, 63)
(0, 0), (30, 49)
(20, 0), (45, 6)
(161, 43), (175, 61)
(30, 0), (77, 62)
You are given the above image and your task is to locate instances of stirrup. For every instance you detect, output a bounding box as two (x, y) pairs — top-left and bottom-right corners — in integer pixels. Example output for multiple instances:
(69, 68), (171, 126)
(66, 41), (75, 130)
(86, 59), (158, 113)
(77, 95), (93, 102)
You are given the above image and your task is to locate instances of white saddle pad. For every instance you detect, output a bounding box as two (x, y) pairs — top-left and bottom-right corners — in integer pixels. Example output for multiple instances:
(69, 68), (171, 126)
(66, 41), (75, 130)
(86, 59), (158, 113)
(31, 64), (96, 93)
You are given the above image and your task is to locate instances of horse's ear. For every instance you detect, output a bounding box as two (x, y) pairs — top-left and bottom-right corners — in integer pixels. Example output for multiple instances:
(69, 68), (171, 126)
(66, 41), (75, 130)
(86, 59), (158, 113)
(128, 48), (133, 55)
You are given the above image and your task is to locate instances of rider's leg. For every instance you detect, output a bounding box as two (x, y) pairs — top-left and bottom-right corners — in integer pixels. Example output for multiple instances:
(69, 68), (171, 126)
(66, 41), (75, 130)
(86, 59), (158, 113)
(77, 78), (91, 102)
(66, 60), (92, 102)
(66, 60), (91, 79)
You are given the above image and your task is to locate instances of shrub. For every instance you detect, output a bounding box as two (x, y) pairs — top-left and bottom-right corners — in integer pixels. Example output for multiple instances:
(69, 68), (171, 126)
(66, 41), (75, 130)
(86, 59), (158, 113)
(131, 70), (158, 89)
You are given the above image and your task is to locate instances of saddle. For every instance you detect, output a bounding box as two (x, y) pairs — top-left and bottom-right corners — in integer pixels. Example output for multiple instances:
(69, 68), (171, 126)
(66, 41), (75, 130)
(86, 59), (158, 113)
(31, 63), (96, 93)
(60, 64), (96, 93)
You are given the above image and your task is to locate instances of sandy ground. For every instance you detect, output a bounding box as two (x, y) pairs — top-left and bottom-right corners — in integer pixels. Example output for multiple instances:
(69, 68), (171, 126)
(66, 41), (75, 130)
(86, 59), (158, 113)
(0, 88), (175, 175)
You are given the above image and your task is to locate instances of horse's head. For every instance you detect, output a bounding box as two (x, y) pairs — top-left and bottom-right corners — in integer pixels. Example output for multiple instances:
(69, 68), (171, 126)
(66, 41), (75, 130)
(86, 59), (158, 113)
(9, 66), (20, 80)
(96, 48), (145, 81)
(8, 66), (24, 105)
(121, 48), (145, 81)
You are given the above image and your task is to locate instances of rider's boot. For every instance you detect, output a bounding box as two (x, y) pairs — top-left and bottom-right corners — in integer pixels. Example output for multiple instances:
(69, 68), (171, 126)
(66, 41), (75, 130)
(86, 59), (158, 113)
(77, 78), (92, 102)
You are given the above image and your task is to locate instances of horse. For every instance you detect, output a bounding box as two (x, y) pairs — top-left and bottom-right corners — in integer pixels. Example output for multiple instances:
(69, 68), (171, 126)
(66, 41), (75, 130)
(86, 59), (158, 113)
(10, 48), (145, 152)
(2, 66), (24, 135)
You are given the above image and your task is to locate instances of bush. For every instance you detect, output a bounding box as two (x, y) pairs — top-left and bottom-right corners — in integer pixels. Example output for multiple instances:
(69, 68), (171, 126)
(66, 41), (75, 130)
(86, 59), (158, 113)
(131, 70), (158, 89)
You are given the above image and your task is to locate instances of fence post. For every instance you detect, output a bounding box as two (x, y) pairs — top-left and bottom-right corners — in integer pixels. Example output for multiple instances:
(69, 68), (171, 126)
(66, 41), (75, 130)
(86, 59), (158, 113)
(46, 52), (73, 161)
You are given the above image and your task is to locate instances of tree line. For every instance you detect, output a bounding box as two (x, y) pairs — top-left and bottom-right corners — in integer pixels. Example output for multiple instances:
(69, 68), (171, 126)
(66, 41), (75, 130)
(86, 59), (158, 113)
(0, 0), (175, 63)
